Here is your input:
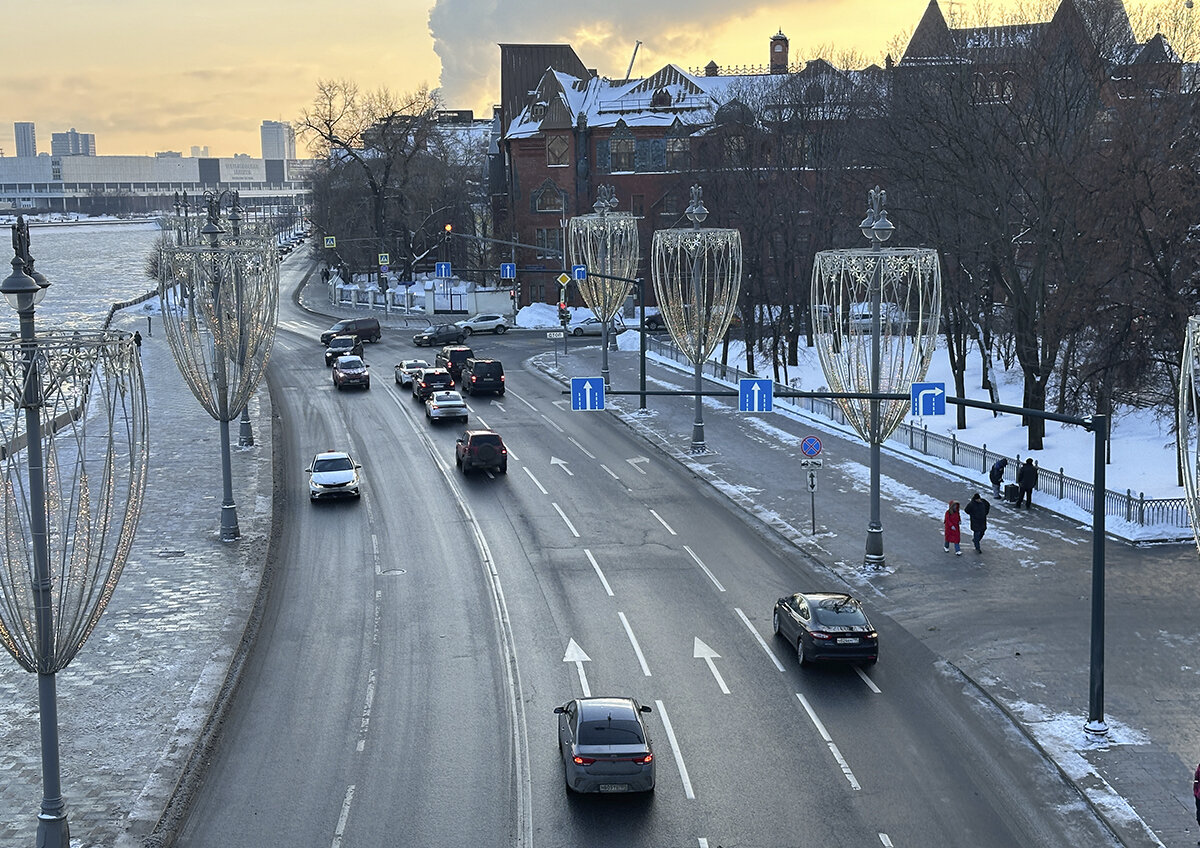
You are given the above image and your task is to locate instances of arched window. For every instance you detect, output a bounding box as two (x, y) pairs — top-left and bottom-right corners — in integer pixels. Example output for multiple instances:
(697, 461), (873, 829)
(610, 121), (635, 172)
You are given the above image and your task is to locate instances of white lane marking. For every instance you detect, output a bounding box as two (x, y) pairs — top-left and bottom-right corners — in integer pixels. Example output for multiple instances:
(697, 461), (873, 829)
(540, 412), (565, 433)
(878, 835), (894, 847)
(371, 590), (381, 648)
(627, 456), (649, 473)
(655, 699), (695, 799)
(618, 612), (652, 676)
(475, 415), (489, 428)
(796, 693), (861, 790)
(330, 784), (355, 848)
(856, 666), (882, 693)
(584, 549), (614, 596)
(684, 545), (726, 592)
(550, 457), (574, 476)
(564, 638), (592, 698)
(372, 534), (380, 575)
(698, 840), (709, 848)
(512, 390), (538, 411)
(523, 467), (548, 494)
(506, 445), (520, 462)
(569, 436), (596, 458)
(552, 502), (580, 537)
(693, 637), (730, 694)
(649, 509), (676, 535)
(735, 607), (785, 672)
(356, 669), (377, 753)
(599, 463), (621, 480)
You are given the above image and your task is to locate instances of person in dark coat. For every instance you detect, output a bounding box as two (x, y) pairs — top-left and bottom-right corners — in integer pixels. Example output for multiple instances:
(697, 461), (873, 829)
(964, 492), (990, 553)
(988, 457), (1008, 498)
(943, 500), (962, 555)
(1016, 458), (1038, 508)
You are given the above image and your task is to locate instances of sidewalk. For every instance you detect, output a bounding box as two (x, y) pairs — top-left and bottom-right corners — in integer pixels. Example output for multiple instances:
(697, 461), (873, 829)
(534, 340), (1200, 848)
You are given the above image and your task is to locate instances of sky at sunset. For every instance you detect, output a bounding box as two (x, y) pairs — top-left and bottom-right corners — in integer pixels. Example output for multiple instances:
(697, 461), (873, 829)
(0, 0), (1089, 159)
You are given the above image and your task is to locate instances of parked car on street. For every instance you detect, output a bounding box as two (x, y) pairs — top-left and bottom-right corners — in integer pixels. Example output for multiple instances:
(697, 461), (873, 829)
(394, 358), (431, 386)
(554, 697), (655, 793)
(773, 591), (878, 666)
(305, 450), (362, 502)
(455, 313), (510, 335)
(425, 390), (468, 424)
(460, 358), (504, 396)
(320, 317), (381, 345)
(411, 367), (454, 401)
(332, 355), (370, 390)
(846, 302), (908, 332)
(413, 324), (466, 347)
(455, 429), (508, 474)
(324, 334), (363, 366)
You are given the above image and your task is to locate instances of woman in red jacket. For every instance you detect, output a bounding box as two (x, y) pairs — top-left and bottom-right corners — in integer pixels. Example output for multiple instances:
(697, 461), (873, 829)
(943, 500), (962, 555)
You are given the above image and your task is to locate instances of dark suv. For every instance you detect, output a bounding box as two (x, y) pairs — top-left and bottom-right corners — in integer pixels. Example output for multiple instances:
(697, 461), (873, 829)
(324, 334), (364, 366)
(460, 358), (504, 396)
(411, 367), (454, 401)
(320, 317), (381, 345)
(413, 324), (466, 347)
(435, 345), (475, 380)
(455, 429), (508, 474)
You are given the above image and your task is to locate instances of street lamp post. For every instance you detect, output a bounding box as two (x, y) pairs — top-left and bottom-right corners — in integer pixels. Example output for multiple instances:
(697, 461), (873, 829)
(860, 188), (894, 568)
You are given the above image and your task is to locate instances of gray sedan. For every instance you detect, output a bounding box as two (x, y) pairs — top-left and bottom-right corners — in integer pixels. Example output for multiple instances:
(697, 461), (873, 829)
(555, 697), (655, 793)
(424, 390), (468, 424)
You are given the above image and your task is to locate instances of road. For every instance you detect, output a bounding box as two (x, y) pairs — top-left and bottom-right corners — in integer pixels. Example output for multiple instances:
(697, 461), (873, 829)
(175, 292), (1120, 847)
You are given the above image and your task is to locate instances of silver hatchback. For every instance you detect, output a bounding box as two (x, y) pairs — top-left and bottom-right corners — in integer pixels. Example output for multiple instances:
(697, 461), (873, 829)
(555, 697), (655, 793)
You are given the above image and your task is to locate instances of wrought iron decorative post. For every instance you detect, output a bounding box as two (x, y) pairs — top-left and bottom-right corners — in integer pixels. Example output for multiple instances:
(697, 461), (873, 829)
(568, 185), (640, 388)
(811, 187), (941, 568)
(158, 192), (278, 542)
(0, 217), (149, 848)
(651, 185), (742, 454)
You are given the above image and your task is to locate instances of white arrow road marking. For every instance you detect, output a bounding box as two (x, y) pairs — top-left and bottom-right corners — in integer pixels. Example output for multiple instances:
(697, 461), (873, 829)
(563, 638), (592, 697)
(494, 402), (505, 413)
(655, 699), (695, 799)
(551, 502), (580, 537)
(618, 612), (652, 676)
(523, 467), (548, 494)
(693, 637), (730, 694)
(626, 456), (649, 473)
(552, 399), (569, 411)
(735, 607), (785, 671)
(550, 456), (573, 476)
(584, 549), (613, 596)
(796, 693), (860, 789)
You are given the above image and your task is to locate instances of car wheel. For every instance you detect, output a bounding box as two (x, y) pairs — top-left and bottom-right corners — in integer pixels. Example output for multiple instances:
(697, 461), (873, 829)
(798, 638), (810, 667)
(495, 325), (507, 334)
(572, 327), (583, 336)
(372, 333), (381, 342)
(462, 327), (473, 336)
(772, 610), (781, 635)
(499, 461), (508, 475)
(455, 454), (462, 469)
(498, 387), (505, 396)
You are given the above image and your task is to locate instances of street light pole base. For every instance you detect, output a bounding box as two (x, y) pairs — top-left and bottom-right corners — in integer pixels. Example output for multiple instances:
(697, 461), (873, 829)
(37, 811), (69, 848)
(220, 505), (240, 542)
(864, 525), (885, 569)
(1083, 719), (1110, 740)
(238, 418), (254, 447)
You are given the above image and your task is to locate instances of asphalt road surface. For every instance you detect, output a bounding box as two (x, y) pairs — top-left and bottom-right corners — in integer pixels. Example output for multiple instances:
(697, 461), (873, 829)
(174, 298), (1119, 848)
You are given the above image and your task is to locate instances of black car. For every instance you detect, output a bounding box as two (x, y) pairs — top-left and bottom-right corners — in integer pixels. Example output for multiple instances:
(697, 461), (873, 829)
(413, 324), (466, 347)
(435, 345), (475, 380)
(460, 358), (504, 396)
(773, 592), (878, 666)
(320, 317), (381, 345)
(324, 334), (364, 366)
(411, 367), (454, 401)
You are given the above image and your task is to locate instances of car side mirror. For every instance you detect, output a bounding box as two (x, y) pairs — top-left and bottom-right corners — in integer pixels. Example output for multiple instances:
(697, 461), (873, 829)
(553, 706), (566, 714)
(639, 705), (652, 713)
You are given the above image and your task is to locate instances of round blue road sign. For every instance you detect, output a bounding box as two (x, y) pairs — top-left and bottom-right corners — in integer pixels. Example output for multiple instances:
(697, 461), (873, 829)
(801, 436), (822, 458)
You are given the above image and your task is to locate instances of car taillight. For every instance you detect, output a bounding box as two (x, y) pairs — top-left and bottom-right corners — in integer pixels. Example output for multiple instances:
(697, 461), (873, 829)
(572, 756), (595, 766)
(471, 376), (477, 383)
(500, 375), (505, 382)
(810, 631), (832, 640)
(632, 753), (653, 765)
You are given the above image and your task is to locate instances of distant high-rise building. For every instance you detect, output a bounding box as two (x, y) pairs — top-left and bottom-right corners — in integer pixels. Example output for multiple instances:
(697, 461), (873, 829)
(190, 145), (209, 158)
(14, 122), (36, 157)
(260, 120), (296, 160)
(51, 128), (96, 156)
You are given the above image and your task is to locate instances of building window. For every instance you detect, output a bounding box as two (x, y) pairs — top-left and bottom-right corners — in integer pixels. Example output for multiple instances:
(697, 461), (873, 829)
(660, 191), (682, 217)
(666, 136), (690, 170)
(535, 182), (564, 213)
(546, 134), (569, 167)
(609, 121), (635, 172)
(535, 227), (563, 260)
(632, 194), (644, 216)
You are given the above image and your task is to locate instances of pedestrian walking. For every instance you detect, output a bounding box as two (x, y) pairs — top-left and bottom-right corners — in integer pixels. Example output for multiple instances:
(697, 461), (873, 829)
(1193, 759), (1200, 842)
(1017, 458), (1038, 509)
(943, 500), (962, 555)
(132, 330), (142, 354)
(964, 492), (990, 553)
(989, 457), (1008, 498)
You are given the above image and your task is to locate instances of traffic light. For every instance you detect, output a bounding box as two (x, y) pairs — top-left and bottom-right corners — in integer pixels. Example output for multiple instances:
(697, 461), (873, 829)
(558, 302), (569, 323)
(443, 223), (452, 243)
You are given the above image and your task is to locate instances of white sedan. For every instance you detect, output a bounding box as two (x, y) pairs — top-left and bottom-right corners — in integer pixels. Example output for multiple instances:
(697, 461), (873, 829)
(425, 390), (469, 424)
(305, 450), (362, 502)
(568, 316), (627, 336)
(455, 313), (510, 335)
(394, 358), (431, 386)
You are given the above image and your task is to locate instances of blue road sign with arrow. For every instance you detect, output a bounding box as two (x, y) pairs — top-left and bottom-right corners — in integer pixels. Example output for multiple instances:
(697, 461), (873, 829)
(500, 262), (516, 279)
(739, 378), (773, 412)
(572, 264), (588, 280)
(571, 377), (605, 410)
(910, 382), (946, 416)
(435, 261), (452, 278)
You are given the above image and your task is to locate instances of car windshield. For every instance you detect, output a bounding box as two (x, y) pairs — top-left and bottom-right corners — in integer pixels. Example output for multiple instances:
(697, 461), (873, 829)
(432, 392), (458, 402)
(330, 337), (355, 347)
(577, 718), (645, 746)
(812, 598), (869, 626)
(313, 456), (353, 472)
(337, 357), (365, 369)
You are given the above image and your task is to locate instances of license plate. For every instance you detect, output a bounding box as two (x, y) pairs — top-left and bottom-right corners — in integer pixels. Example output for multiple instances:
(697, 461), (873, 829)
(836, 637), (860, 644)
(598, 784), (629, 793)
